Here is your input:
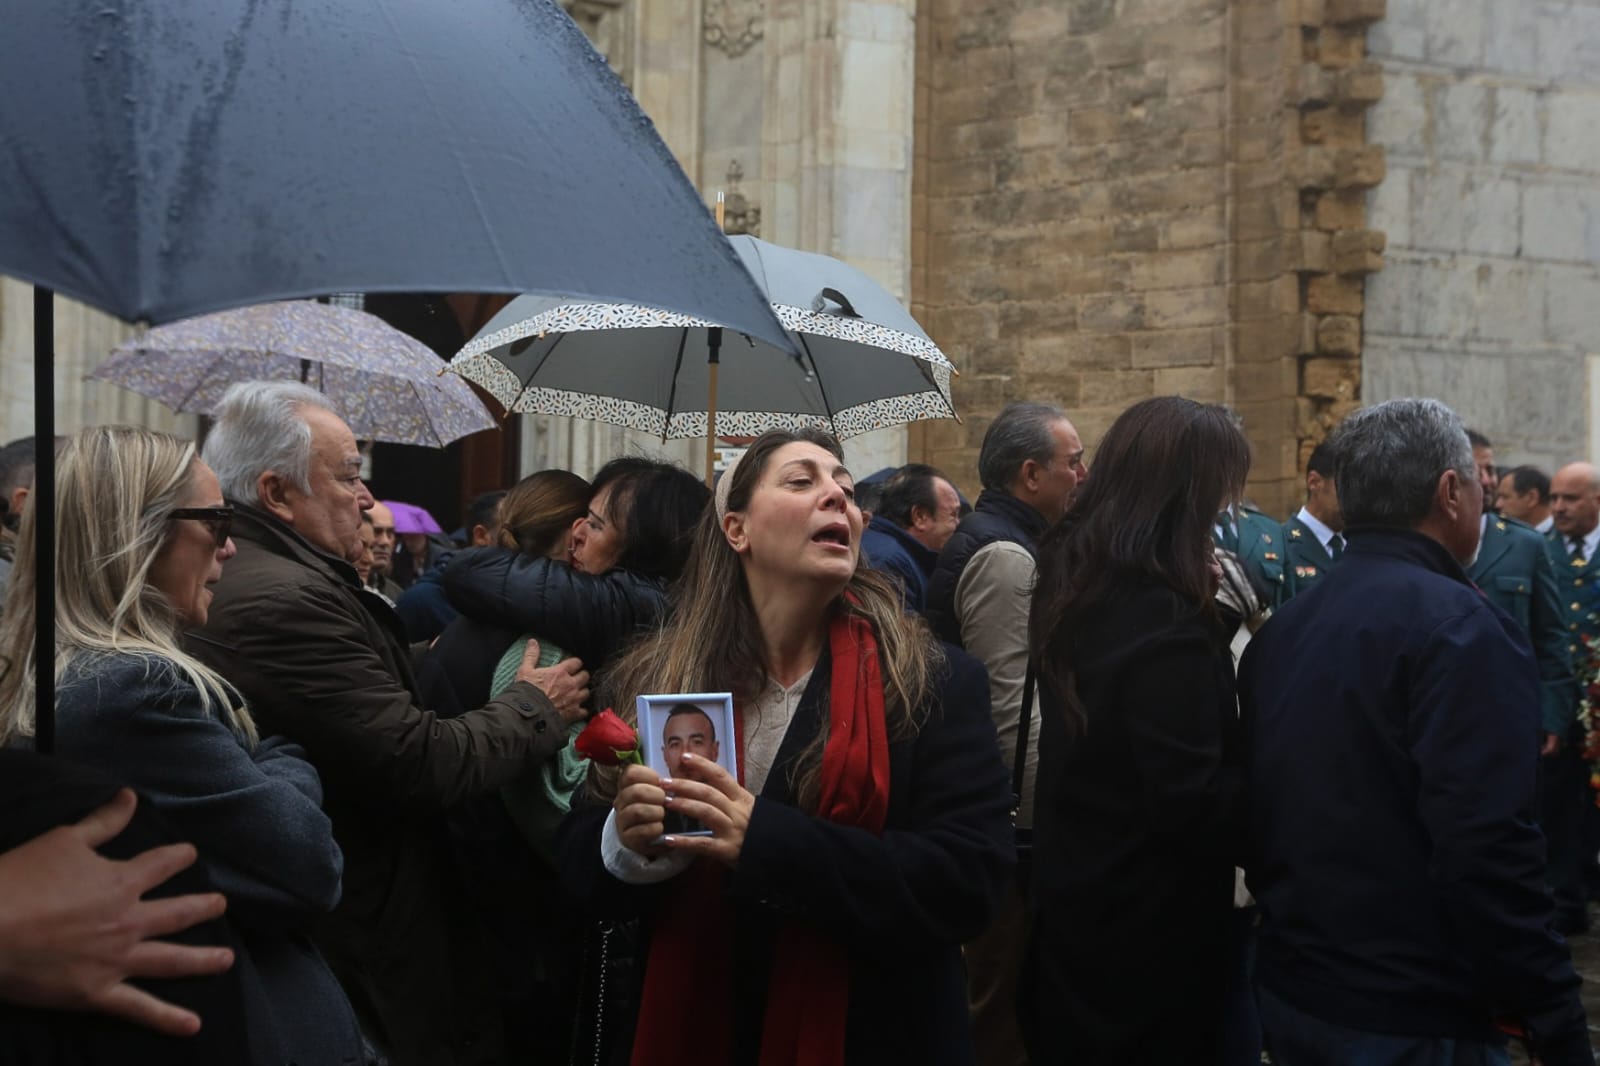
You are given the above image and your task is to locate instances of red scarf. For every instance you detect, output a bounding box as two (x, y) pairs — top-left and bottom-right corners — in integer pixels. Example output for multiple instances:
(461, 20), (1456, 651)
(628, 610), (890, 1066)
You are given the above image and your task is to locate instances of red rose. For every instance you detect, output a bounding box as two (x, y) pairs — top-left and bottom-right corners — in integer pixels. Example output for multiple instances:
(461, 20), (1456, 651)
(574, 709), (643, 766)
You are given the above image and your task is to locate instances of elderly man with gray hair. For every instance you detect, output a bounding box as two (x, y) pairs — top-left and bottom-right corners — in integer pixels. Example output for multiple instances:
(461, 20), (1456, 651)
(1241, 398), (1589, 1065)
(926, 400), (1088, 1066)
(186, 381), (590, 1066)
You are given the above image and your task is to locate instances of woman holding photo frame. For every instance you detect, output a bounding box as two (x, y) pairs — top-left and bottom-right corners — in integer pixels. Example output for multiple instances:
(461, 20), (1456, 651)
(559, 428), (1014, 1065)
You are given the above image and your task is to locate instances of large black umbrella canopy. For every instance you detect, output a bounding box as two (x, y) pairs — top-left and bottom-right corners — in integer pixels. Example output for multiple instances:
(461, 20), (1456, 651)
(0, 0), (789, 348)
(0, 0), (797, 752)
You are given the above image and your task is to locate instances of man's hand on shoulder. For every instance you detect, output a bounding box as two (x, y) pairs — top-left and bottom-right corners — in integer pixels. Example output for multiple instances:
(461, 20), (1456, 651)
(517, 639), (591, 724)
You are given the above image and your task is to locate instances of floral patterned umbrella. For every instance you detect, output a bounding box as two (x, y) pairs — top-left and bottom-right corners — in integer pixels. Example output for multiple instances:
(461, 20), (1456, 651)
(447, 236), (957, 447)
(92, 301), (495, 448)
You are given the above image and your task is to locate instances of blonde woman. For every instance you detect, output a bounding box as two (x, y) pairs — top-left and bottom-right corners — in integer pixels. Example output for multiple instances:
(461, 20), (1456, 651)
(558, 428), (1014, 1066)
(0, 427), (364, 1066)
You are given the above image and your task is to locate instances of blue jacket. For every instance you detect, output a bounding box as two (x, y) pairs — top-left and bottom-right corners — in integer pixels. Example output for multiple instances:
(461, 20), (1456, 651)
(860, 514), (938, 612)
(1240, 529), (1588, 1061)
(1469, 517), (1577, 738)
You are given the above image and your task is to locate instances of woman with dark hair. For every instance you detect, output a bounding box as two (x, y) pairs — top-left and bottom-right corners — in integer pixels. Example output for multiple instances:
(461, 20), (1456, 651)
(559, 428), (1013, 1065)
(1021, 396), (1251, 1065)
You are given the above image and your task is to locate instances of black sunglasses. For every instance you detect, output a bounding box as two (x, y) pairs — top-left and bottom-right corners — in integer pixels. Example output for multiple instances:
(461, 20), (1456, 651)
(167, 506), (234, 547)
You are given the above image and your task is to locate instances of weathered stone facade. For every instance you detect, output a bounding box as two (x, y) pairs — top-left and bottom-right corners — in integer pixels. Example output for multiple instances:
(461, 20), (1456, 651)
(1363, 0), (1600, 471)
(910, 0), (1388, 514)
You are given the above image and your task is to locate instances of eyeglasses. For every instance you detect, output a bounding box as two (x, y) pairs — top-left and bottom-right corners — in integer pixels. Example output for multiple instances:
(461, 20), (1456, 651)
(167, 506), (234, 547)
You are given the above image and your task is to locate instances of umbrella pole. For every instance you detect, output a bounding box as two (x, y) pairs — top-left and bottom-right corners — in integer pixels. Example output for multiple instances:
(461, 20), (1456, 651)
(705, 327), (722, 486)
(32, 286), (54, 755)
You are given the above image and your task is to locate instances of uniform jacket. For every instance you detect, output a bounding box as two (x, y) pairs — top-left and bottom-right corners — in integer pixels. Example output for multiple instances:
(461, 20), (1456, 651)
(1241, 529), (1588, 1062)
(860, 513), (937, 612)
(1546, 528), (1600, 669)
(56, 652), (363, 1066)
(557, 644), (1015, 1065)
(1279, 514), (1341, 601)
(187, 506), (569, 1066)
(1469, 517), (1577, 737)
(1215, 507), (1286, 608)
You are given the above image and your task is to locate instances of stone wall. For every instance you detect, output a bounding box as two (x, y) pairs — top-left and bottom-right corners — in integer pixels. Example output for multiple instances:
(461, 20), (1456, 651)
(910, 0), (1387, 515)
(913, 0), (1238, 495)
(1363, 0), (1600, 469)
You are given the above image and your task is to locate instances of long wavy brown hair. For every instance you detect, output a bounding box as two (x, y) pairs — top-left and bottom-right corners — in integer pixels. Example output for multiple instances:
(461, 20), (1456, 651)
(593, 428), (939, 810)
(1029, 397), (1249, 738)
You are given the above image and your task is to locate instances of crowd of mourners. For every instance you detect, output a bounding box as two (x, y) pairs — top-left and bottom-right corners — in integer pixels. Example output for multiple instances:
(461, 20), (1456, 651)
(0, 380), (1594, 1066)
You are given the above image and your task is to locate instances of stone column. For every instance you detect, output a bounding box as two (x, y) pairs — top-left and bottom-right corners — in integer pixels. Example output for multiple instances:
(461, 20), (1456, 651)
(761, 0), (919, 475)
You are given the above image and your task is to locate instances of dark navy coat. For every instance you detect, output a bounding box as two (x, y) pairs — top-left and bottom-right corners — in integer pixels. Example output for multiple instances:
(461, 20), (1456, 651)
(1241, 529), (1588, 1061)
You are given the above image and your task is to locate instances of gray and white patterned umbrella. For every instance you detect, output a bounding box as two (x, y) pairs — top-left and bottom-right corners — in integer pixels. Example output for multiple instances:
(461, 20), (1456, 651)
(448, 236), (957, 442)
(92, 301), (495, 448)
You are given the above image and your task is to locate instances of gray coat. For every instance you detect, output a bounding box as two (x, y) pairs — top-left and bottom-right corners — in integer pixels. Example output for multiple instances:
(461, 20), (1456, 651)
(57, 651), (364, 1066)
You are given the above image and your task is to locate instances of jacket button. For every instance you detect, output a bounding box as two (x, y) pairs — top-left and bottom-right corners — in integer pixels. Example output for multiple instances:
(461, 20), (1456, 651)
(535, 719), (547, 732)
(1573, 602), (1582, 611)
(517, 700), (534, 712)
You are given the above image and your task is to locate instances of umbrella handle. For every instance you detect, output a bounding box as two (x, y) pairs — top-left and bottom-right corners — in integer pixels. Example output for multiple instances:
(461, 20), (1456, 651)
(811, 287), (860, 318)
(705, 327), (722, 486)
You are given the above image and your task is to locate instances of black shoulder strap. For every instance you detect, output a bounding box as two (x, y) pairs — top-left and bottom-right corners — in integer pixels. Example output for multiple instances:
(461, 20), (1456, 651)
(1012, 658), (1036, 815)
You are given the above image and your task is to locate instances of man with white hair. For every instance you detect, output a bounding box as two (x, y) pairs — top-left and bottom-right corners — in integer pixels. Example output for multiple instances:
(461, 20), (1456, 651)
(1242, 399), (1588, 1065)
(187, 381), (590, 1066)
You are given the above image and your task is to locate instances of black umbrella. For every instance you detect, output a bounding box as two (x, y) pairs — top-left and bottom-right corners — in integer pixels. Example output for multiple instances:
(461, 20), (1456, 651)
(0, 0), (796, 750)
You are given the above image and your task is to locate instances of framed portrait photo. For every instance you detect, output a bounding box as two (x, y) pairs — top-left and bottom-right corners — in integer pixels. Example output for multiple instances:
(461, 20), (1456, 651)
(637, 692), (737, 837)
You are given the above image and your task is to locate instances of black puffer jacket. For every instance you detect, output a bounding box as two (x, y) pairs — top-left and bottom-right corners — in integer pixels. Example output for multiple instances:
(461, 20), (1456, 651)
(426, 548), (671, 717)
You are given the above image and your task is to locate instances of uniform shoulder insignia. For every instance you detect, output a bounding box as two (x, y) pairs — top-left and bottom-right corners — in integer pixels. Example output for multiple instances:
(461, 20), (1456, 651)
(1289, 528), (1303, 539)
(1495, 520), (1507, 532)
(1260, 532), (1273, 544)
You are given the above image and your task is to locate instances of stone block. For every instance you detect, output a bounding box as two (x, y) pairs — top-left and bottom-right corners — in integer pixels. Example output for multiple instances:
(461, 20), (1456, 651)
(1487, 86), (1542, 167)
(1131, 328), (1218, 369)
(1483, 1), (1541, 79)
(1302, 356), (1361, 400)
(1314, 189), (1368, 230)
(1422, 0), (1486, 68)
(1079, 293), (1146, 332)
(1145, 286), (1229, 328)
(999, 300), (1078, 336)
(1539, 3), (1600, 85)
(1331, 228), (1387, 274)
(1069, 0), (1118, 34)
(1315, 26), (1368, 69)
(1298, 0), (1327, 27)
(1237, 277), (1301, 317)
(1307, 274), (1365, 314)
(1410, 169), (1519, 257)
(1433, 82), (1489, 163)
(1021, 333), (1126, 374)
(1154, 364), (1226, 398)
(1546, 95), (1600, 173)
(1164, 207), (1229, 250)
(1300, 62), (1334, 105)
(1327, 0), (1387, 26)
(1297, 230), (1334, 273)
(1302, 107), (1367, 148)
(1231, 315), (1302, 359)
(1236, 236), (1293, 281)
(1544, 264), (1600, 346)
(1522, 183), (1597, 264)
(1468, 262), (1544, 345)
(1367, 0), (1425, 60)
(1316, 314), (1362, 354)
(1078, 370), (1157, 407)
(1334, 146), (1386, 188)
(1334, 61), (1385, 106)
(1128, 250), (1223, 290)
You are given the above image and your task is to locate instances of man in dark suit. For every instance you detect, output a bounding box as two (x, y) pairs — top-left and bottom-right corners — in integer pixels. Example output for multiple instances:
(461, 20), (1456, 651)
(1242, 399), (1588, 1064)
(1279, 443), (1344, 602)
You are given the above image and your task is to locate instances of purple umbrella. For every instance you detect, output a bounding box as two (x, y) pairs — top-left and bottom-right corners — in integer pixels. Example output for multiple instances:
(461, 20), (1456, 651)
(92, 301), (494, 448)
(382, 501), (444, 537)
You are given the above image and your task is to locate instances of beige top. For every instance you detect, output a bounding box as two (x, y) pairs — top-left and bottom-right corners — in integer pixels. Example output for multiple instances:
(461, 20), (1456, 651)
(954, 540), (1040, 826)
(741, 669), (815, 794)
